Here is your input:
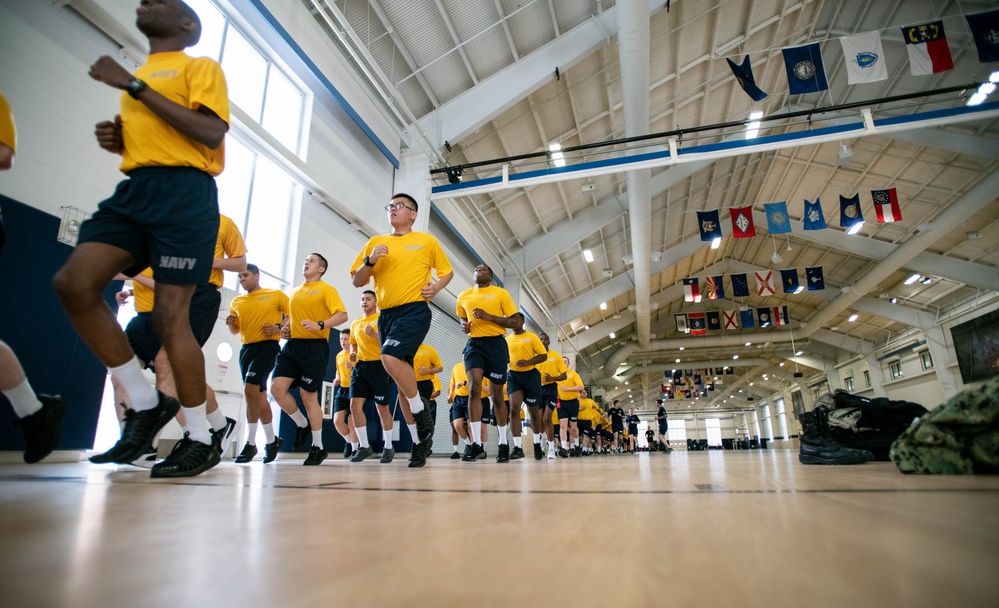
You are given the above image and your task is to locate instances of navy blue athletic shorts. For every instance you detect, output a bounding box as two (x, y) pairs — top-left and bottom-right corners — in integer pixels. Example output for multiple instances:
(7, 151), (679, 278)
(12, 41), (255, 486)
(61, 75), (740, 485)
(541, 383), (558, 409)
(507, 368), (541, 406)
(450, 395), (469, 421)
(463, 335), (508, 385)
(239, 340), (280, 391)
(273, 338), (329, 393)
(377, 301), (430, 363)
(125, 312), (159, 369)
(349, 359), (390, 406)
(333, 385), (351, 415)
(189, 284), (220, 346)
(578, 420), (594, 438)
(559, 398), (580, 421)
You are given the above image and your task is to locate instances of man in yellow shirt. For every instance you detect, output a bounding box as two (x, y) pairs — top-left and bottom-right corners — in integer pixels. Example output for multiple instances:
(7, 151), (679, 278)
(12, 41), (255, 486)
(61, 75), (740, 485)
(506, 312), (548, 460)
(351, 193), (453, 468)
(346, 290), (396, 464)
(456, 264), (517, 462)
(226, 264), (288, 464)
(556, 356), (586, 458)
(414, 342), (444, 431)
(577, 390), (599, 455)
(332, 329), (358, 459)
(273, 253), (347, 466)
(448, 361), (471, 459)
(52, 0), (230, 478)
(537, 333), (568, 459)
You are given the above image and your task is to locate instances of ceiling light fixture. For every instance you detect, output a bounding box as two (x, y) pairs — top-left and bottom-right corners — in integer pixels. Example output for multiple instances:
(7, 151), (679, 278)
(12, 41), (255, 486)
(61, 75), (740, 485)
(711, 236), (722, 249)
(904, 273), (921, 285)
(609, 332), (616, 339)
(848, 313), (859, 322)
(599, 302), (607, 310)
(582, 249), (594, 263)
(548, 142), (565, 167)
(847, 221), (864, 235)
(838, 143), (854, 166)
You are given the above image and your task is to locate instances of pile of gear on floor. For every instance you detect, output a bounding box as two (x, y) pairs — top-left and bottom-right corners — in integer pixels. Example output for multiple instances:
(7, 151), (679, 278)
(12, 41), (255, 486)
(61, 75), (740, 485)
(798, 375), (999, 474)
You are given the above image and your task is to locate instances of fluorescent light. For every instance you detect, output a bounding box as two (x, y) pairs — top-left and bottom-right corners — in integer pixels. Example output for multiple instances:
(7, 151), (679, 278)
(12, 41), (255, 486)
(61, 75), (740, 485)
(679, 347), (684, 351)
(745, 110), (763, 139)
(599, 302), (607, 310)
(732, 355), (739, 360)
(847, 221), (864, 235)
(795, 350), (803, 356)
(549, 142), (565, 167)
(904, 273), (921, 285)
(966, 72), (999, 106)
(848, 314), (859, 322)
(675, 358), (681, 363)
(582, 249), (594, 263)
(779, 362), (785, 366)
(711, 236), (722, 249)
(745, 342), (751, 347)
(794, 285), (805, 294)
(609, 332), (616, 339)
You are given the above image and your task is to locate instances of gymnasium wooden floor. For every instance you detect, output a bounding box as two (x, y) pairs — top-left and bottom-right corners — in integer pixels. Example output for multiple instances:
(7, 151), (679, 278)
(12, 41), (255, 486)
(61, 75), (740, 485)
(1, 449), (997, 608)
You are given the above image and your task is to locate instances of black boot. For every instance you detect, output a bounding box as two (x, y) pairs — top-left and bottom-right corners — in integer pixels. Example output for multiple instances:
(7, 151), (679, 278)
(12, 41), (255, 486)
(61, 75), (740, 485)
(799, 408), (873, 465)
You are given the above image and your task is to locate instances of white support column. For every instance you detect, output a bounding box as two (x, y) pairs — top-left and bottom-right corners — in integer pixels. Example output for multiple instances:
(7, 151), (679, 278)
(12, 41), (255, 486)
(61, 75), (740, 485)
(395, 152), (432, 233)
(823, 363), (844, 393)
(924, 325), (961, 399)
(863, 355), (888, 398)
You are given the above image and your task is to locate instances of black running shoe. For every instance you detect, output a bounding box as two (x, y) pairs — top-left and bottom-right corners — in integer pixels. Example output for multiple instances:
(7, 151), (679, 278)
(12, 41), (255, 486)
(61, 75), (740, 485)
(408, 442), (428, 468)
(558, 447), (569, 458)
(130, 448), (158, 468)
(19, 395), (64, 464)
(293, 424), (310, 451)
(462, 443), (484, 462)
(304, 446), (327, 466)
(262, 437), (283, 463)
(107, 392), (181, 464)
(533, 443), (543, 461)
(510, 446), (526, 460)
(150, 434), (215, 478)
(349, 446), (375, 462)
(213, 417), (238, 457)
(379, 448), (395, 464)
(413, 405), (434, 453)
(343, 444), (353, 459)
(234, 443), (258, 463)
(450, 451), (461, 460)
(496, 444), (510, 463)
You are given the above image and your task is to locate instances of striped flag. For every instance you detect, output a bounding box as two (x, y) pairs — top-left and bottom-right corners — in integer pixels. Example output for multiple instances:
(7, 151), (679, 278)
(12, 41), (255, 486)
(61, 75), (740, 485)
(755, 271), (776, 296)
(689, 313), (707, 336)
(705, 275), (726, 300)
(723, 310), (739, 330)
(902, 21), (954, 75)
(872, 188), (902, 223)
(682, 277), (701, 303)
(772, 305), (789, 326)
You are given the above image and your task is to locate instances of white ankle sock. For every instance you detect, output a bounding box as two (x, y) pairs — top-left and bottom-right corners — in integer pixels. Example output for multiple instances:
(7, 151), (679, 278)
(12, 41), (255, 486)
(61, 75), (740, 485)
(312, 430), (323, 449)
(262, 423), (275, 443)
(206, 407), (227, 432)
(109, 357), (156, 411)
(246, 422), (258, 446)
(497, 424), (508, 445)
(513, 436), (522, 448)
(383, 429), (394, 449)
(2, 378), (41, 418)
(289, 410), (307, 427)
(356, 426), (370, 448)
(407, 423), (421, 444)
(183, 404), (211, 444)
(406, 393), (424, 414)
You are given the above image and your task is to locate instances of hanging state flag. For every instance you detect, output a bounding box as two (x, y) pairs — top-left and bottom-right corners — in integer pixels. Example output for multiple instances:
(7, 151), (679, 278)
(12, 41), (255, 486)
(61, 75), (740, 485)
(726, 367), (735, 375)
(764, 201), (792, 234)
(757, 307), (774, 328)
(782, 42), (829, 94)
(697, 209), (723, 241)
(840, 194), (864, 228)
(731, 273), (750, 297)
(780, 269), (800, 293)
(682, 277), (701, 303)
(839, 31), (888, 84)
(707, 311), (722, 331)
(755, 271), (776, 296)
(704, 275), (726, 300)
(688, 313), (707, 336)
(740, 306), (755, 329)
(675, 314), (689, 333)
(902, 21), (954, 75)
(730, 206), (756, 238)
(967, 9), (999, 63)
(726, 55), (768, 101)
(723, 310), (739, 330)
(803, 198), (827, 230)
(872, 188), (902, 223)
(771, 305), (789, 326)
(806, 266), (825, 291)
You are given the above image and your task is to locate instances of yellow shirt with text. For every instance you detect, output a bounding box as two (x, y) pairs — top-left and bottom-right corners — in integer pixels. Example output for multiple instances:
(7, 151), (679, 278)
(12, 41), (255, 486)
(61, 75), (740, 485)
(557, 370), (584, 401)
(335, 349), (352, 388)
(413, 343), (443, 382)
(209, 215), (247, 288)
(538, 350), (568, 385)
(506, 330), (547, 372)
(350, 312), (381, 361)
(351, 231), (452, 309)
(450, 362), (469, 398)
(229, 287), (288, 344)
(289, 281), (345, 340)
(455, 285), (517, 338)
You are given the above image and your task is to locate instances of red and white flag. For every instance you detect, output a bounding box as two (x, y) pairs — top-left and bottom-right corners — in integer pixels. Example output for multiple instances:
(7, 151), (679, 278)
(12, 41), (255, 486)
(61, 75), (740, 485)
(730, 206), (756, 238)
(723, 310), (738, 330)
(872, 188), (902, 223)
(771, 305), (789, 326)
(901, 21), (954, 75)
(682, 277), (701, 303)
(755, 271), (776, 296)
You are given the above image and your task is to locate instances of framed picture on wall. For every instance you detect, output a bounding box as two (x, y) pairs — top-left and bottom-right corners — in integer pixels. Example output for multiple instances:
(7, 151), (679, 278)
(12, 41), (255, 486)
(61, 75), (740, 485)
(321, 381), (335, 420)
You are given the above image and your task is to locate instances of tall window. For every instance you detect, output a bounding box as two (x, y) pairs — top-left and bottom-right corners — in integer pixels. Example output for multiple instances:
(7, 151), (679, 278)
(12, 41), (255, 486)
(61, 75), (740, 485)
(844, 377), (855, 392)
(704, 418), (722, 447)
(776, 398), (788, 440)
(920, 351), (934, 370)
(667, 419), (687, 444)
(890, 361), (903, 379)
(864, 370), (871, 387)
(752, 409), (762, 439)
(762, 404), (774, 441)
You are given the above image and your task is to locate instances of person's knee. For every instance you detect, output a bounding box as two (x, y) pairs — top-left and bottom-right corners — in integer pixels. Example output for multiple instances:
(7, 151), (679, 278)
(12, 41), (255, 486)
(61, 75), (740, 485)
(52, 266), (96, 310)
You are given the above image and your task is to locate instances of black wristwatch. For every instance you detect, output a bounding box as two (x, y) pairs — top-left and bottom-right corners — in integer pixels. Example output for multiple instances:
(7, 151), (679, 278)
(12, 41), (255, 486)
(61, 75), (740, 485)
(126, 78), (147, 99)
(364, 255), (376, 267)
(317, 320), (325, 330)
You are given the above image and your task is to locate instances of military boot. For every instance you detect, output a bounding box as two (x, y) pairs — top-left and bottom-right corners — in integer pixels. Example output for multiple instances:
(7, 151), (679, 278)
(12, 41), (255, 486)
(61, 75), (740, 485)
(799, 407), (873, 465)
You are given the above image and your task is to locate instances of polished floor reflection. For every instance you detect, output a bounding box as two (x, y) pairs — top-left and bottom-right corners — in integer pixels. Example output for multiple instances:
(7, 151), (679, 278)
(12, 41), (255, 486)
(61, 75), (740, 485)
(1, 450), (997, 607)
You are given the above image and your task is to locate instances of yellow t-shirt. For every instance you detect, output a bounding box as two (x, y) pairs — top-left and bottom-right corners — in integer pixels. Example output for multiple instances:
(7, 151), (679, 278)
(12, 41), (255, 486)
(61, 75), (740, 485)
(132, 267), (155, 314)
(455, 285), (517, 338)
(289, 281), (346, 340)
(350, 312), (381, 361)
(506, 330), (547, 372)
(538, 349), (568, 385)
(557, 370), (584, 401)
(431, 374), (441, 395)
(551, 408), (560, 425)
(351, 231), (453, 310)
(335, 349), (352, 388)
(578, 398), (599, 423)
(413, 343), (443, 382)
(450, 362), (469, 398)
(0, 93), (15, 154)
(209, 215), (247, 288)
(228, 287), (288, 344)
(120, 52), (229, 175)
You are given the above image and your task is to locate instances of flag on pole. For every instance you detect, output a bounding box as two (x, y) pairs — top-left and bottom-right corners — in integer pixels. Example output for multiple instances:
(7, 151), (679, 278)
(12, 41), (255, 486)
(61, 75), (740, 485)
(901, 21), (954, 75)
(707, 311), (722, 331)
(731, 273), (750, 297)
(740, 306), (755, 329)
(723, 310), (739, 330)
(803, 198), (827, 230)
(730, 206), (756, 238)
(782, 42), (829, 94)
(755, 271), (776, 296)
(872, 188), (902, 223)
(675, 314), (688, 333)
(705, 275), (726, 300)
(756, 307), (773, 328)
(967, 9), (999, 63)
(806, 266), (825, 291)
(682, 277), (701, 303)
(696, 210), (723, 241)
(765, 201), (792, 234)
(839, 31), (888, 84)
(780, 269), (800, 293)
(840, 194), (864, 228)
(689, 313), (707, 336)
(726, 55), (768, 101)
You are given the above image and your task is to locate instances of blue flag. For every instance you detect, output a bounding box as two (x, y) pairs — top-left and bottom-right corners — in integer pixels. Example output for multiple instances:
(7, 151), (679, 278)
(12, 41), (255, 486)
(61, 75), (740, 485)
(806, 266), (825, 290)
(696, 209), (723, 241)
(840, 194), (864, 228)
(726, 55), (768, 101)
(803, 198), (826, 230)
(731, 273), (750, 297)
(757, 307), (773, 328)
(739, 307), (755, 329)
(967, 10), (999, 63)
(765, 201), (792, 234)
(780, 268), (800, 293)
(782, 42), (829, 94)
(707, 311), (722, 331)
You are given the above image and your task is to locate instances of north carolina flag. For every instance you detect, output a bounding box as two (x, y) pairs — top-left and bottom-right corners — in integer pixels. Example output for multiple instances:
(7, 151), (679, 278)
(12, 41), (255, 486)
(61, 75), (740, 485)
(706, 311), (722, 331)
(682, 277), (701, 303)
(840, 194), (864, 228)
(756, 307), (773, 328)
(689, 313), (707, 336)
(764, 201), (792, 234)
(806, 266), (825, 291)
(726, 55), (768, 101)
(739, 306), (755, 329)
(782, 42), (829, 94)
(705, 275), (726, 300)
(730, 206), (756, 238)
(731, 273), (750, 297)
(780, 269), (800, 293)
(839, 31), (888, 84)
(803, 197), (827, 230)
(675, 314), (688, 333)
(697, 209), (723, 241)
(902, 21), (954, 75)
(872, 188), (902, 223)
(723, 310), (738, 330)
(967, 9), (999, 63)
(755, 271), (776, 296)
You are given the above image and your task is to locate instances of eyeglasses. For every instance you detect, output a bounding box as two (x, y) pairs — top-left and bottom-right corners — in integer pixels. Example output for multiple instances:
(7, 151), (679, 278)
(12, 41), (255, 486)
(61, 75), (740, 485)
(384, 202), (416, 212)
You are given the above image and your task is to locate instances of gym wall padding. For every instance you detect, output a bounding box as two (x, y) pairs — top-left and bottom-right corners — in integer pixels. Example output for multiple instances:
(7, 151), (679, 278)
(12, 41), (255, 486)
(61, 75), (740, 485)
(0, 194), (115, 452)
